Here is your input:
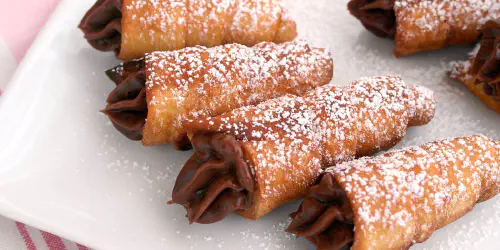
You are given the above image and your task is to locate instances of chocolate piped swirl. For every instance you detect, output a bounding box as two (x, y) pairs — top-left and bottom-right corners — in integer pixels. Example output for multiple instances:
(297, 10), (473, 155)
(102, 59), (147, 141)
(472, 21), (500, 98)
(348, 0), (396, 38)
(169, 132), (254, 224)
(79, 0), (122, 54)
(287, 172), (354, 250)
(102, 60), (199, 150)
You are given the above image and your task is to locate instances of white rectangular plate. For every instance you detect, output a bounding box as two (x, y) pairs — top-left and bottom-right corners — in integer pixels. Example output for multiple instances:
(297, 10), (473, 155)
(0, 0), (499, 249)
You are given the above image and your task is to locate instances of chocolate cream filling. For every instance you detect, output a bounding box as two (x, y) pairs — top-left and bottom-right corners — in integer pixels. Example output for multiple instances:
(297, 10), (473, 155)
(472, 21), (500, 98)
(169, 132), (254, 224)
(347, 0), (396, 38)
(79, 0), (122, 54)
(102, 59), (147, 141)
(287, 172), (354, 250)
(102, 59), (196, 150)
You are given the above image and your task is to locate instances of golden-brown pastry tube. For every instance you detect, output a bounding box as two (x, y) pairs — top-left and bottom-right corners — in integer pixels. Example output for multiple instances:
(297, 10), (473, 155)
(287, 135), (500, 250)
(102, 40), (333, 149)
(348, 0), (500, 57)
(79, 0), (297, 60)
(169, 75), (436, 224)
(449, 21), (500, 113)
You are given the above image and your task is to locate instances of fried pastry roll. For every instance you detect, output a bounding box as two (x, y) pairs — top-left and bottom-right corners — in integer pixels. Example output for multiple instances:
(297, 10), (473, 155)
(348, 0), (500, 57)
(102, 40), (333, 149)
(169, 75), (436, 224)
(287, 135), (500, 250)
(449, 21), (500, 113)
(79, 0), (297, 60)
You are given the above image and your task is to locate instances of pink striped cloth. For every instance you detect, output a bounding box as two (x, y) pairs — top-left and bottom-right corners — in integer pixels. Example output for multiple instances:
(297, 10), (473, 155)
(0, 0), (91, 249)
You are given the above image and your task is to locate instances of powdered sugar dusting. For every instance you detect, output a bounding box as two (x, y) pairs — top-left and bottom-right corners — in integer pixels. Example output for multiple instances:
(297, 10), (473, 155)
(121, 0), (296, 57)
(392, 0), (499, 56)
(395, 0), (500, 32)
(328, 135), (500, 249)
(142, 39), (332, 143)
(188, 75), (436, 199)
